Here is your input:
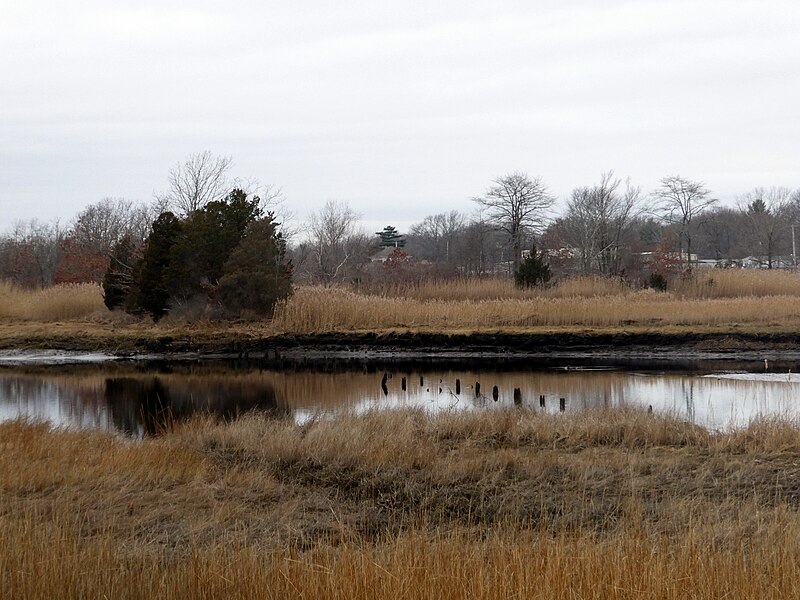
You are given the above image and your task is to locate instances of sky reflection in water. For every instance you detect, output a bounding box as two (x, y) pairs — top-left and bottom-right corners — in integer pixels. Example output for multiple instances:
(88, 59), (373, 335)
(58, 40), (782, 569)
(1, 360), (799, 435)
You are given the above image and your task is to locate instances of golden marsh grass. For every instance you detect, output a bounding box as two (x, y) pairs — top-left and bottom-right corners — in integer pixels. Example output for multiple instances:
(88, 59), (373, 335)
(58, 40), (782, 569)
(271, 285), (800, 331)
(5, 410), (800, 598)
(0, 280), (106, 321)
(4, 270), (800, 332)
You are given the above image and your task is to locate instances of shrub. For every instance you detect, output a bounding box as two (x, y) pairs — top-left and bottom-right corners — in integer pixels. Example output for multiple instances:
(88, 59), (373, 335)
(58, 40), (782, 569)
(647, 272), (668, 292)
(514, 244), (551, 288)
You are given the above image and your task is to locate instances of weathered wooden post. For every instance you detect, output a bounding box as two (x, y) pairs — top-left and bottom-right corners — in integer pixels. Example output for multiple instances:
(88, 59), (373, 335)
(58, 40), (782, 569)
(539, 394), (545, 408)
(401, 377), (407, 391)
(492, 385), (499, 402)
(455, 379), (461, 395)
(514, 388), (522, 406)
(475, 382), (481, 396)
(559, 397), (566, 412)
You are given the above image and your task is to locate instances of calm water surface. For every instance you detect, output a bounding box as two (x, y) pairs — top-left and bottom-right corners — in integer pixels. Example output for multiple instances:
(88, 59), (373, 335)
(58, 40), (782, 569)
(2, 355), (800, 435)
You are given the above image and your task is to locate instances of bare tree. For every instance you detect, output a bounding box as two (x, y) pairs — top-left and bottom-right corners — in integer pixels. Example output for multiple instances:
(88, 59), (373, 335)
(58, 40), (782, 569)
(305, 200), (370, 285)
(459, 212), (507, 276)
(473, 172), (554, 271)
(738, 186), (792, 268)
(246, 181), (296, 241)
(157, 151), (233, 216)
(653, 176), (717, 273)
(562, 172), (642, 275)
(695, 207), (745, 261)
(0, 219), (65, 286)
(71, 198), (153, 253)
(407, 210), (466, 264)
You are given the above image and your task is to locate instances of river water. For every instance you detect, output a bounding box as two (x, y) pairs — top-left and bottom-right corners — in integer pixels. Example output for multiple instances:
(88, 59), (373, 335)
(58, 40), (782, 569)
(1, 354), (799, 435)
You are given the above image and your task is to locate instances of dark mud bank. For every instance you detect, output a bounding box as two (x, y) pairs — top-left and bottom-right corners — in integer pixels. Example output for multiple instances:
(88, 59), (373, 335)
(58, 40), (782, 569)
(135, 330), (800, 359)
(6, 329), (800, 359)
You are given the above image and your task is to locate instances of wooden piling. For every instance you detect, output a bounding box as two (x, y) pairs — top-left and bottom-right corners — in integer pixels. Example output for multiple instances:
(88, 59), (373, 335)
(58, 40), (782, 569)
(401, 377), (407, 391)
(513, 388), (522, 405)
(455, 379), (461, 395)
(539, 394), (545, 408)
(475, 382), (481, 396)
(492, 385), (499, 402)
(559, 397), (566, 412)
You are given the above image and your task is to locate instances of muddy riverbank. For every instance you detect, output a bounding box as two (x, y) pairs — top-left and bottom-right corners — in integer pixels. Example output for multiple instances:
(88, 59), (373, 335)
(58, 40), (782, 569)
(2, 320), (800, 359)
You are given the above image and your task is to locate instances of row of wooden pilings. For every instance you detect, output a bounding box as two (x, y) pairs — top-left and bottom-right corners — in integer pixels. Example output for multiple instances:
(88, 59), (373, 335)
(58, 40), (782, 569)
(381, 373), (567, 412)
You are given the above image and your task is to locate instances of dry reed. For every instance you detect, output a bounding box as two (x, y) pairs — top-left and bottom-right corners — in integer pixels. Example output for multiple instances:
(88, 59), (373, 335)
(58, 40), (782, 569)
(673, 268), (800, 298)
(4, 270), (800, 332)
(5, 410), (800, 598)
(0, 280), (106, 321)
(271, 285), (800, 331)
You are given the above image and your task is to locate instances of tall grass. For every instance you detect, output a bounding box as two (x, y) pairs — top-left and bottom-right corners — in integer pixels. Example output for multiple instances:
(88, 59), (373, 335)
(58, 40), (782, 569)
(359, 274), (630, 301)
(4, 270), (800, 329)
(5, 410), (800, 598)
(673, 268), (800, 298)
(365, 270), (800, 301)
(270, 270), (800, 331)
(272, 285), (800, 331)
(5, 516), (800, 599)
(0, 280), (106, 321)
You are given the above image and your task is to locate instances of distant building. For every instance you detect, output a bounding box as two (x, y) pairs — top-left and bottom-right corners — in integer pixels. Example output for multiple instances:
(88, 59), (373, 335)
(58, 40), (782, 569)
(370, 247), (410, 263)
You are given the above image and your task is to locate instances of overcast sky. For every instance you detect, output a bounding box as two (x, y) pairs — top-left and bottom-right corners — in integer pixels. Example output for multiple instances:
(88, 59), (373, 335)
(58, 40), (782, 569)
(2, 0), (799, 234)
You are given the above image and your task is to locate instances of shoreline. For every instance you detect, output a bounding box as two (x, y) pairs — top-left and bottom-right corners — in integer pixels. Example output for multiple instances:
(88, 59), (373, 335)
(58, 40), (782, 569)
(2, 320), (800, 361)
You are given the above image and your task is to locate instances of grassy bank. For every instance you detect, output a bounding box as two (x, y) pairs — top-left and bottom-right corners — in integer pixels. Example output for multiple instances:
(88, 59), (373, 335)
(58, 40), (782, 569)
(3, 271), (800, 354)
(4, 410), (800, 598)
(4, 271), (800, 330)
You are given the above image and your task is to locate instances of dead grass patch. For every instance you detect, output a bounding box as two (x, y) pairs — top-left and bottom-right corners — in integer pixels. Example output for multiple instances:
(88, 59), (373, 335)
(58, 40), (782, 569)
(0, 280), (106, 321)
(5, 410), (800, 597)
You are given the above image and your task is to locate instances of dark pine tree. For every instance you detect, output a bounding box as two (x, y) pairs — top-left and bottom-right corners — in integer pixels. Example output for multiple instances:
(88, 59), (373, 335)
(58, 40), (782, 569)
(219, 214), (292, 317)
(375, 225), (406, 248)
(514, 243), (552, 289)
(165, 188), (262, 303)
(127, 212), (183, 320)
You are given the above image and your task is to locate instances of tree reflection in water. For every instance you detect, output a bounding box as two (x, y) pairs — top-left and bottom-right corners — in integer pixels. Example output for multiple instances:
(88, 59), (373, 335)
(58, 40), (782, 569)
(104, 377), (287, 436)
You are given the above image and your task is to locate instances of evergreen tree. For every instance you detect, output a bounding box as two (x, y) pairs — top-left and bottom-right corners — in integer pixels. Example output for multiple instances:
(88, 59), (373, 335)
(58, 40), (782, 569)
(128, 212), (182, 320)
(375, 225), (405, 248)
(103, 188), (290, 320)
(514, 243), (551, 288)
(219, 215), (292, 317)
(166, 188), (261, 302)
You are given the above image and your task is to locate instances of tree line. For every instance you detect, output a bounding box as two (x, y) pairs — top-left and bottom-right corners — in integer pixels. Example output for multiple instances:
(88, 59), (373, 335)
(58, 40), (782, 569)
(293, 172), (800, 287)
(3, 152), (800, 314)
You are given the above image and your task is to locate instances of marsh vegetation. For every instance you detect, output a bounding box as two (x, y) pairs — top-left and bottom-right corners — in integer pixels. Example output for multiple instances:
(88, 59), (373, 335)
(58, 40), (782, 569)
(3, 270), (800, 333)
(4, 409), (800, 598)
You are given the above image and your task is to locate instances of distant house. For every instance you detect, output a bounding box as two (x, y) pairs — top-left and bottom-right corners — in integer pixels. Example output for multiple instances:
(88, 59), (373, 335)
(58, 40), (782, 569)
(741, 255), (796, 269)
(370, 247), (408, 263)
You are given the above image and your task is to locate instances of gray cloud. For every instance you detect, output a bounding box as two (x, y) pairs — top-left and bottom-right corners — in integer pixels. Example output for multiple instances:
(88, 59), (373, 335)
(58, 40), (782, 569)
(1, 0), (799, 231)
